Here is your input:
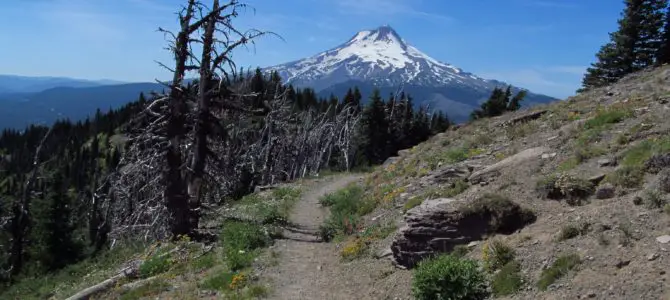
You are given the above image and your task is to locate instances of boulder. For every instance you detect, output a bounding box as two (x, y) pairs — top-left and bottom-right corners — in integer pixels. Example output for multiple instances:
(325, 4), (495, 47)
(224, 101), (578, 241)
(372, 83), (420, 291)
(391, 196), (535, 268)
(645, 153), (670, 173)
(423, 165), (471, 185)
(469, 147), (550, 184)
(595, 183), (615, 199)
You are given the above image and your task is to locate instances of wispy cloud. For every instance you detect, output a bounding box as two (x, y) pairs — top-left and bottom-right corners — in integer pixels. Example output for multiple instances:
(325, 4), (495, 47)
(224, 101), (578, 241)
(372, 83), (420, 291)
(335, 0), (455, 23)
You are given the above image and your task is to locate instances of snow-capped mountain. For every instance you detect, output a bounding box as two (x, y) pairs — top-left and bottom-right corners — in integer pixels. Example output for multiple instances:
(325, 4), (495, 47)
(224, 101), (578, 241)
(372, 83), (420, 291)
(265, 25), (556, 121)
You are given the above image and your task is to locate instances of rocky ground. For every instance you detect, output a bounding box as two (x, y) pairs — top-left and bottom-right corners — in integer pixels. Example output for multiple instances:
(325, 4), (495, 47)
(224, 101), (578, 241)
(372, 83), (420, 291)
(278, 66), (670, 299)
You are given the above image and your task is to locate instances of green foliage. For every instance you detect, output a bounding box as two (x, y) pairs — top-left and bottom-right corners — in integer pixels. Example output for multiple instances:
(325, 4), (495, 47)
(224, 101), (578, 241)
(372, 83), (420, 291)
(221, 221), (270, 271)
(643, 189), (666, 209)
(192, 252), (218, 271)
(584, 108), (632, 130)
(138, 251), (172, 278)
(200, 271), (236, 291)
(471, 85), (526, 120)
(558, 222), (591, 241)
(403, 197), (424, 211)
(622, 137), (670, 167)
(319, 184), (374, 241)
(606, 165), (645, 188)
(537, 254), (581, 290)
(580, 0), (666, 91)
(451, 245), (470, 258)
(482, 240), (515, 272)
(492, 261), (523, 297)
(412, 254), (489, 300)
(536, 174), (595, 204)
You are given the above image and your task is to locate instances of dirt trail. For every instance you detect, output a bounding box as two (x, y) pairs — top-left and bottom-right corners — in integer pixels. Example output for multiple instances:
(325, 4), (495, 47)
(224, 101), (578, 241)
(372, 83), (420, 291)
(261, 174), (372, 300)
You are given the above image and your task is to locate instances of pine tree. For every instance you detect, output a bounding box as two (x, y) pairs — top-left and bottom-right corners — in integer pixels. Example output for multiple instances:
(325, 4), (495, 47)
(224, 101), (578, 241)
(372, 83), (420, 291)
(359, 89), (390, 165)
(507, 89), (526, 111)
(581, 0), (667, 91)
(657, 4), (670, 65)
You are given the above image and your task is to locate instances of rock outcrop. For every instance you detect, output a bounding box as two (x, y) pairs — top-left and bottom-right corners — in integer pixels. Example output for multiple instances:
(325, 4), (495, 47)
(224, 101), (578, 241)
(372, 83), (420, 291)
(469, 147), (550, 184)
(390, 195), (536, 268)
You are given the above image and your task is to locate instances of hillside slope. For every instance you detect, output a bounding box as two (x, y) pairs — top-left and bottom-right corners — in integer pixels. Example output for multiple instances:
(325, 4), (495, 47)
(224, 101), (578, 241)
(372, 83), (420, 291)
(305, 65), (670, 299)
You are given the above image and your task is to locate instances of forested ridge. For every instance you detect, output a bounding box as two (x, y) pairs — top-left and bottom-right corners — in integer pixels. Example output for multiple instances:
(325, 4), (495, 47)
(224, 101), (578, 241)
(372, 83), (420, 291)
(0, 64), (449, 288)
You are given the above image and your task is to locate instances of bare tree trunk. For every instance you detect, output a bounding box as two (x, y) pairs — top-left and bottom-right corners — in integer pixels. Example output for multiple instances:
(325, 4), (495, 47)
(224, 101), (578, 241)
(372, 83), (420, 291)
(187, 0), (219, 234)
(165, 0), (196, 238)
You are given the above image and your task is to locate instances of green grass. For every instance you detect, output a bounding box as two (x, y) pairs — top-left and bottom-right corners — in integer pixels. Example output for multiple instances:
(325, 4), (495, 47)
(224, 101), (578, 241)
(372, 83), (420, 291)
(492, 261), (523, 297)
(483, 239), (515, 272)
(200, 271), (236, 291)
(120, 279), (171, 300)
(319, 184), (373, 241)
(403, 197), (423, 211)
(584, 107), (631, 130)
(0, 242), (146, 299)
(240, 187), (302, 225)
(537, 253), (581, 290)
(138, 250), (173, 278)
(621, 137), (670, 167)
(221, 221), (271, 271)
(605, 165), (645, 188)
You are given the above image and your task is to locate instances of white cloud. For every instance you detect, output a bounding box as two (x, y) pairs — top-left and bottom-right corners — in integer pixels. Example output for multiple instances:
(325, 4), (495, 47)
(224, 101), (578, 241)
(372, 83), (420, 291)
(479, 66), (585, 98)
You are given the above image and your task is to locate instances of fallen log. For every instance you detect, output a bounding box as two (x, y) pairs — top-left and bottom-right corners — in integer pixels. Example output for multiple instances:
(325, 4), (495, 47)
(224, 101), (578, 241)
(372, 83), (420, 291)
(65, 266), (137, 300)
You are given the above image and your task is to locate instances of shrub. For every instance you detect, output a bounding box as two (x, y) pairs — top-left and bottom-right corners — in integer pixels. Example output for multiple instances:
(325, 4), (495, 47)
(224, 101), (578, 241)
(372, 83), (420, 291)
(221, 221), (270, 271)
(340, 237), (368, 260)
(482, 239), (515, 272)
(462, 194), (536, 234)
(584, 107), (631, 130)
(491, 261), (523, 296)
(138, 251), (172, 278)
(403, 197), (424, 211)
(537, 174), (594, 204)
(200, 271), (235, 291)
(644, 189), (666, 209)
(320, 184), (377, 240)
(558, 222), (590, 241)
(412, 254), (489, 300)
(451, 245), (470, 258)
(537, 253), (581, 290)
(606, 165), (645, 189)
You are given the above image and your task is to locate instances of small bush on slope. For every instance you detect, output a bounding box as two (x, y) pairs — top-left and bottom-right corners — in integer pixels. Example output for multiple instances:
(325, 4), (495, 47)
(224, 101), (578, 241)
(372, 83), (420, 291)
(319, 184), (375, 241)
(221, 221), (270, 271)
(491, 261), (523, 297)
(482, 239), (515, 272)
(537, 253), (581, 291)
(412, 254), (489, 300)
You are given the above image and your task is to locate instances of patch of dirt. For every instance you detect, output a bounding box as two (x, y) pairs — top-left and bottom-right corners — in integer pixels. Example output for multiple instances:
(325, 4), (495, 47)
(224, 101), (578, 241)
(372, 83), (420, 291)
(258, 174), (412, 300)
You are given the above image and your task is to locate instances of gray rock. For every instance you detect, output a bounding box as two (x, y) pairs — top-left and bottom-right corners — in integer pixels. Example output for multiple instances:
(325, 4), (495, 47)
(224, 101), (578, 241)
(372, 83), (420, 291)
(647, 253), (659, 261)
(469, 147), (550, 183)
(589, 174), (607, 185)
(598, 158), (616, 167)
(541, 152), (557, 159)
(424, 165), (471, 185)
(656, 235), (670, 244)
(375, 248), (393, 259)
(658, 169), (670, 193)
(390, 197), (534, 268)
(383, 156), (401, 167)
(615, 259), (631, 269)
(595, 183), (616, 199)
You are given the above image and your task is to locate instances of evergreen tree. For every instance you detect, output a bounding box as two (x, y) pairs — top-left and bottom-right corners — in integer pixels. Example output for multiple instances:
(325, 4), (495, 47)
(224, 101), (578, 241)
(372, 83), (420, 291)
(358, 89), (390, 165)
(581, 0), (667, 91)
(657, 4), (670, 65)
(35, 170), (82, 270)
(507, 89), (526, 111)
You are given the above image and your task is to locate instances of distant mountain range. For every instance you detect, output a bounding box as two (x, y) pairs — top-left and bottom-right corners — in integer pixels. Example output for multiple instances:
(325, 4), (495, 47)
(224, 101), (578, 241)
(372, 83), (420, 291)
(0, 25), (559, 130)
(265, 25), (557, 121)
(0, 81), (163, 130)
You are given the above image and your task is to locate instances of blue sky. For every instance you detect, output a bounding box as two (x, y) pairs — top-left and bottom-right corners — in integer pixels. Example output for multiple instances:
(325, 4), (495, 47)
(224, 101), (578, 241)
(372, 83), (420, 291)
(0, 0), (624, 98)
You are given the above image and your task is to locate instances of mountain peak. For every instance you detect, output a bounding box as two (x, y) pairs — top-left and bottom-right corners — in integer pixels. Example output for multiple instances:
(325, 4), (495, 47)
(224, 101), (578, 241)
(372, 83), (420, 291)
(348, 25), (405, 47)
